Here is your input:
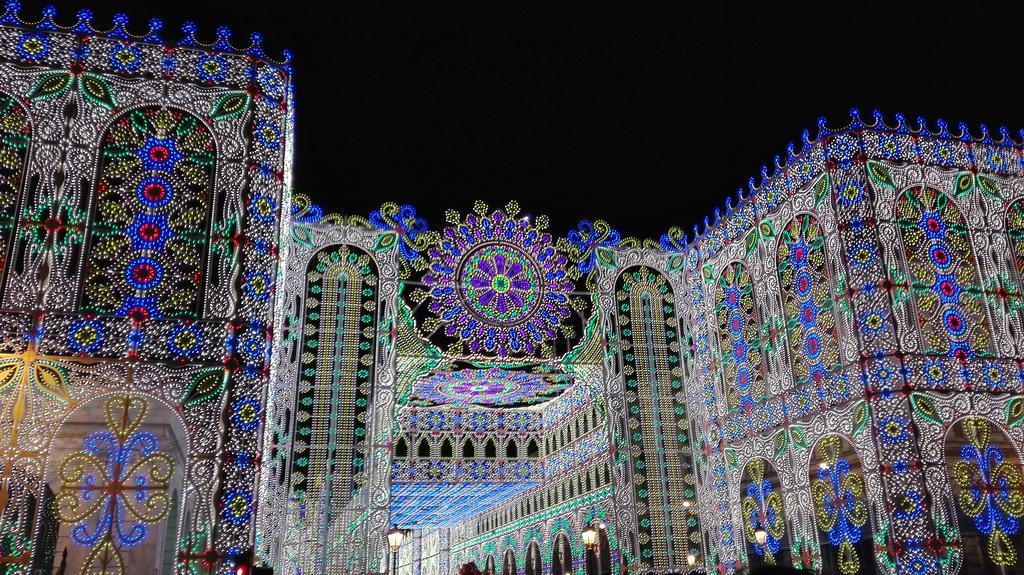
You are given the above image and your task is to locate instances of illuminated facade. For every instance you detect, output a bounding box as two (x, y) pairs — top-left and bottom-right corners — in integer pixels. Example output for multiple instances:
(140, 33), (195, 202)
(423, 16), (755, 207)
(3, 6), (1024, 575)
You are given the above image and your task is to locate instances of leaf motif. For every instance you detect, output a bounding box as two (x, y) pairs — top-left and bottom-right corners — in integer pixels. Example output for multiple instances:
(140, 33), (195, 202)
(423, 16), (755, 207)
(759, 220), (776, 239)
(701, 264), (714, 282)
(953, 172), (975, 197)
(773, 428), (788, 458)
(666, 255), (684, 273)
(28, 72), (73, 101)
(31, 360), (70, 403)
(812, 172), (831, 207)
(866, 160), (896, 190)
(595, 247), (618, 270)
(725, 448), (738, 469)
(180, 369), (228, 409)
(81, 540), (124, 575)
(852, 400), (870, 435)
(373, 230), (398, 253)
(789, 425), (808, 450)
(910, 392), (942, 426)
(977, 175), (1002, 200)
(1007, 397), (1024, 427)
(0, 360), (21, 394)
(210, 91), (251, 121)
(78, 73), (117, 110)
(744, 228), (759, 256)
(292, 224), (315, 249)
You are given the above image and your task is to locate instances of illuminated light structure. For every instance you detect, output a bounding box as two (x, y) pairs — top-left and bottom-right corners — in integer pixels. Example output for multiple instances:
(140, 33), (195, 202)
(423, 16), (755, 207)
(260, 109), (1024, 575)
(8, 6), (1024, 575)
(0, 4), (292, 575)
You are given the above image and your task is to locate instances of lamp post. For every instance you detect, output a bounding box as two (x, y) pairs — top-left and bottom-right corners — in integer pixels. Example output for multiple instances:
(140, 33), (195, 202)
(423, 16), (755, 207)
(387, 525), (405, 575)
(582, 525), (600, 575)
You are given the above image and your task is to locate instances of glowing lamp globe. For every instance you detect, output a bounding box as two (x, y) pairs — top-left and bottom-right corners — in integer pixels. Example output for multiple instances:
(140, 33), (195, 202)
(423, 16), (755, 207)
(388, 525), (405, 552)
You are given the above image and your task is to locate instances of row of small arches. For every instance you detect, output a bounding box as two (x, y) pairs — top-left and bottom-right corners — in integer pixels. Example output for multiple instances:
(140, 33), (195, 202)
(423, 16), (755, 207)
(475, 461), (613, 537)
(394, 435), (541, 459)
(546, 407), (602, 455)
(471, 531), (612, 575)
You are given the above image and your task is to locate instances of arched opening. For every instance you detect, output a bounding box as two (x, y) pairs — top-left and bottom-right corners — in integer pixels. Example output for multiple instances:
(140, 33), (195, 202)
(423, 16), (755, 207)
(0, 92), (31, 290)
(945, 417), (1024, 572)
(525, 541), (542, 575)
(463, 439), (476, 458)
(484, 438), (497, 459)
(527, 438), (540, 458)
(740, 457), (790, 568)
(551, 533), (572, 575)
(810, 434), (875, 575)
(777, 213), (840, 398)
(441, 437), (454, 458)
(506, 439), (518, 459)
(417, 437), (431, 458)
(485, 554), (496, 575)
(395, 436), (408, 458)
(81, 106), (217, 319)
(503, 549), (516, 575)
(895, 186), (991, 358)
(42, 394), (187, 575)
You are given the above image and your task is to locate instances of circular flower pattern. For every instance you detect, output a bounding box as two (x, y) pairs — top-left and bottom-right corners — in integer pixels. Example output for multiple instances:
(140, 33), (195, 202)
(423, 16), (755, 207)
(110, 44), (143, 73)
(16, 33), (49, 61)
(461, 244), (541, 326)
(412, 366), (571, 407)
(423, 208), (573, 356)
(68, 319), (105, 353)
(196, 55), (228, 82)
(221, 488), (253, 525)
(230, 397), (262, 432)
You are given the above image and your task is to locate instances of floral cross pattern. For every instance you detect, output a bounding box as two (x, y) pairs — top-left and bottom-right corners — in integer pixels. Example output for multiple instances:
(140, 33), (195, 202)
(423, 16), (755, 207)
(811, 435), (867, 575)
(56, 395), (174, 575)
(952, 418), (1024, 566)
(742, 458), (785, 564)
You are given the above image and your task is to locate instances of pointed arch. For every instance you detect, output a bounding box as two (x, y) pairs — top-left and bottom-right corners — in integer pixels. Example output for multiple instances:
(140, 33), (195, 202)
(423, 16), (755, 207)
(440, 436), (453, 458)
(526, 438), (539, 458)
(462, 438), (476, 459)
(895, 186), (991, 358)
(615, 266), (701, 568)
(0, 92), (30, 292)
(289, 244), (379, 506)
(81, 106), (216, 319)
(525, 541), (542, 575)
(551, 533), (572, 575)
(777, 213), (840, 397)
(1004, 200), (1024, 320)
(417, 437), (431, 458)
(740, 457), (790, 567)
(503, 549), (516, 575)
(484, 437), (497, 459)
(945, 417), (1024, 570)
(809, 435), (874, 575)
(394, 436), (408, 458)
(715, 261), (766, 412)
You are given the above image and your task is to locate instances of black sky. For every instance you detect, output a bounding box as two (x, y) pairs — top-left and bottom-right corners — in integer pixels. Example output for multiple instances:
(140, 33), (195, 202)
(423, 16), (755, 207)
(20, 1), (1024, 238)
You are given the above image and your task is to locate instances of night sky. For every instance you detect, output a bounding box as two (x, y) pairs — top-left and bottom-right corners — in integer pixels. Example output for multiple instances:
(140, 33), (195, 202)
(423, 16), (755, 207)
(18, 1), (1024, 238)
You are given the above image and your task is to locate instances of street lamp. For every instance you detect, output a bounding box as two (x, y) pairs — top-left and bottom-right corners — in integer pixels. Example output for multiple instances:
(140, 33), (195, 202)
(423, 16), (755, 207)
(582, 524), (601, 575)
(387, 525), (405, 575)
